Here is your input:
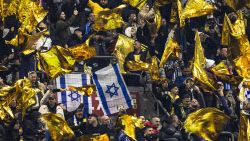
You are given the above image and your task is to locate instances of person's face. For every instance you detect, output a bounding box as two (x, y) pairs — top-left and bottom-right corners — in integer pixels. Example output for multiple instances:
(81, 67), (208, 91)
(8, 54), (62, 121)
(151, 118), (161, 127)
(88, 116), (97, 124)
(162, 81), (168, 89)
(48, 97), (56, 106)
(76, 111), (84, 119)
(75, 30), (83, 39)
(139, 116), (145, 122)
(38, 22), (47, 30)
(134, 41), (141, 51)
(101, 116), (110, 125)
(182, 67), (191, 76)
(185, 80), (194, 89)
(10, 99), (17, 108)
(161, 18), (166, 26)
(191, 99), (200, 108)
(129, 13), (137, 22)
(60, 12), (66, 20)
(221, 48), (228, 57)
(88, 13), (95, 22)
(171, 87), (179, 95)
(144, 127), (154, 135)
(100, 0), (108, 6)
(183, 97), (191, 107)
(28, 73), (37, 83)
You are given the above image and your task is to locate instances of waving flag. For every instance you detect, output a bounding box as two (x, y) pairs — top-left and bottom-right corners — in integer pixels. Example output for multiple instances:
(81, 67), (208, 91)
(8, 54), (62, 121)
(92, 64), (133, 115)
(56, 74), (92, 116)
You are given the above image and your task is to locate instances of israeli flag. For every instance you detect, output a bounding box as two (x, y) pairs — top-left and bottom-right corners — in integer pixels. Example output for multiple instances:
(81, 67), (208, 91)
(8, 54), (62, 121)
(92, 64), (133, 115)
(56, 74), (92, 115)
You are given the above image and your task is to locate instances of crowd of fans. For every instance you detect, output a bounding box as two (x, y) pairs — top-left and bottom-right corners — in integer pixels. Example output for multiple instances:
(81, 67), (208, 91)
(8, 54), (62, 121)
(0, 0), (250, 140)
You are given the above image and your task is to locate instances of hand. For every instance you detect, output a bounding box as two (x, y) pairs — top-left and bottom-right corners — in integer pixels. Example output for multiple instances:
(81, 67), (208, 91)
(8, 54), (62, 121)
(74, 10), (78, 16)
(8, 53), (14, 60)
(193, 86), (201, 93)
(10, 27), (14, 32)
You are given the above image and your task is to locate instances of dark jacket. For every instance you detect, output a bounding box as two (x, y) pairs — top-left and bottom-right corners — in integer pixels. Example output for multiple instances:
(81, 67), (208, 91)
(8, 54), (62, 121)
(55, 15), (76, 46)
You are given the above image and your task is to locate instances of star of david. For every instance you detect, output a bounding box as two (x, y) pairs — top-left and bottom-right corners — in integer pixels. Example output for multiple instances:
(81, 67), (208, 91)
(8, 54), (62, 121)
(68, 91), (81, 101)
(105, 83), (119, 97)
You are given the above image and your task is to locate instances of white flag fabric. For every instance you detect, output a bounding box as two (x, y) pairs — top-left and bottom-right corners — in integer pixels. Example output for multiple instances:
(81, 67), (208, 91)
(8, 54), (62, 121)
(56, 74), (92, 115)
(92, 64), (133, 115)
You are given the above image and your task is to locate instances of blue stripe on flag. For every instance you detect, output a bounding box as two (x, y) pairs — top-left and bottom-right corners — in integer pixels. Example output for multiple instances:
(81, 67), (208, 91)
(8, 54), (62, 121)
(60, 75), (67, 108)
(81, 74), (89, 116)
(112, 64), (132, 108)
(93, 73), (111, 115)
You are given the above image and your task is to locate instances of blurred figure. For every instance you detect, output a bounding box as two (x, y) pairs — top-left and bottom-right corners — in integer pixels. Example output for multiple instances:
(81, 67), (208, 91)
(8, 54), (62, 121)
(55, 10), (78, 48)
(68, 107), (86, 138)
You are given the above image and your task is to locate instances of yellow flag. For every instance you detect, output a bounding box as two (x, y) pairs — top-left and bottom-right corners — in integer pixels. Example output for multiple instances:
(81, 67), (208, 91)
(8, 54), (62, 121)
(160, 34), (180, 67)
(126, 60), (149, 71)
(221, 14), (231, 46)
(238, 112), (250, 141)
(194, 31), (206, 67)
(76, 134), (110, 141)
(120, 115), (136, 140)
(68, 85), (96, 96)
(184, 108), (230, 141)
(114, 34), (135, 73)
(18, 0), (48, 33)
(122, 0), (148, 10)
(5, 30), (25, 46)
(225, 0), (239, 10)
(87, 0), (108, 15)
(93, 5), (126, 31)
(149, 56), (161, 81)
(154, 0), (172, 7)
(181, 0), (215, 24)
(41, 113), (74, 141)
(170, 0), (183, 26)
(192, 31), (216, 90)
(211, 61), (242, 85)
(38, 46), (76, 80)
(69, 43), (96, 61)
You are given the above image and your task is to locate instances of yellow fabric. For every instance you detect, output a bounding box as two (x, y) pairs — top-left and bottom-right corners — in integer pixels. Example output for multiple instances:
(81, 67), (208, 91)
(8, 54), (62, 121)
(37, 46), (75, 80)
(18, 0), (47, 33)
(181, 0), (215, 24)
(234, 53), (250, 80)
(87, 0), (108, 15)
(120, 115), (136, 140)
(126, 60), (150, 71)
(69, 43), (96, 61)
(93, 5), (126, 31)
(225, 0), (239, 10)
(5, 31), (25, 46)
(68, 85), (96, 96)
(123, 0), (148, 10)
(221, 14), (231, 46)
(154, 8), (162, 30)
(211, 61), (230, 76)
(184, 108), (230, 141)
(238, 112), (250, 141)
(192, 31), (216, 90)
(41, 113), (74, 141)
(23, 31), (47, 55)
(76, 134), (110, 141)
(149, 56), (161, 81)
(154, 0), (172, 7)
(160, 36), (180, 67)
(211, 61), (242, 85)
(113, 34), (135, 73)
